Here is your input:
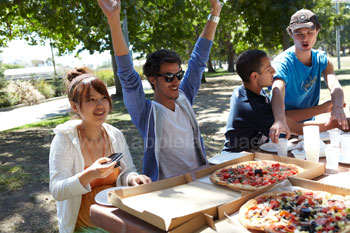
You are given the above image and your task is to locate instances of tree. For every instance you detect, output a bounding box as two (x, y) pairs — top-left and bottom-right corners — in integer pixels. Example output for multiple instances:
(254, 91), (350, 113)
(226, 0), (319, 52)
(1, 0), (221, 96)
(336, 3), (350, 55)
(211, 4), (250, 72)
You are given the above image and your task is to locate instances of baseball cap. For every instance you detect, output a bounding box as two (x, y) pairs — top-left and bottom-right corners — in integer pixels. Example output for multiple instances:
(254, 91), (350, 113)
(288, 9), (320, 31)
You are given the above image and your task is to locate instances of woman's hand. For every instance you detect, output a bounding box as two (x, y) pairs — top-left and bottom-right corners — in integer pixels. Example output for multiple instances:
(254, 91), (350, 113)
(87, 157), (116, 179)
(97, 0), (121, 19)
(78, 157), (116, 187)
(128, 174), (152, 186)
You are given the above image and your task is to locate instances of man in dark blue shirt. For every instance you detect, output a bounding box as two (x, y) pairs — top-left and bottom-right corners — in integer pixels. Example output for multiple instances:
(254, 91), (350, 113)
(223, 50), (349, 152)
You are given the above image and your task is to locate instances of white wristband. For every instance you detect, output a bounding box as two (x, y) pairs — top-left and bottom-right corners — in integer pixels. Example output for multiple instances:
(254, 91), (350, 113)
(208, 14), (220, 23)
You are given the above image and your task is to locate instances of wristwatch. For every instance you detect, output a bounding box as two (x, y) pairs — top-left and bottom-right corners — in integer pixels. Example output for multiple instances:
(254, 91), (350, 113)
(208, 14), (220, 23)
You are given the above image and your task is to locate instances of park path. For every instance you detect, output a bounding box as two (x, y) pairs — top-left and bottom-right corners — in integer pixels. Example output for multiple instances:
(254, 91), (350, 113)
(0, 81), (151, 132)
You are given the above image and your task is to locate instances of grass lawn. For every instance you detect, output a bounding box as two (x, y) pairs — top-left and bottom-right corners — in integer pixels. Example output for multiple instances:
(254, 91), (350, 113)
(329, 55), (350, 71)
(319, 56), (350, 112)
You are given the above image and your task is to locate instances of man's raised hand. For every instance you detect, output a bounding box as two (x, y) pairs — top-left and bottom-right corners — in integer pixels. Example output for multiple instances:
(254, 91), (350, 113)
(209, 0), (222, 15)
(97, 0), (121, 18)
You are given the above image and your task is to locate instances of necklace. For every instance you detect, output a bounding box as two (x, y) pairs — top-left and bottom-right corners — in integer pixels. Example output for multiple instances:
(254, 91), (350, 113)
(78, 125), (106, 163)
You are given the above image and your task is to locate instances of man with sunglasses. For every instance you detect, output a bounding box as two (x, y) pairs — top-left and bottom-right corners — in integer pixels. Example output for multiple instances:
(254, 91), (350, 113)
(98, 0), (221, 181)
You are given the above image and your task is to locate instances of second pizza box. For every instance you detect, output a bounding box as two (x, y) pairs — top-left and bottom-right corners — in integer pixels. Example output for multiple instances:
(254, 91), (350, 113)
(190, 176), (350, 233)
(195, 152), (325, 187)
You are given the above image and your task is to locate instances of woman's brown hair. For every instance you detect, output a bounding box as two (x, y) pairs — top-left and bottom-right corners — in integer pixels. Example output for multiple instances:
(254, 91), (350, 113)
(66, 67), (112, 111)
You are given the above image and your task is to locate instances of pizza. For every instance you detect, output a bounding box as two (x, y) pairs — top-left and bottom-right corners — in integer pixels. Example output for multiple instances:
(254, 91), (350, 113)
(239, 190), (350, 233)
(210, 161), (304, 191)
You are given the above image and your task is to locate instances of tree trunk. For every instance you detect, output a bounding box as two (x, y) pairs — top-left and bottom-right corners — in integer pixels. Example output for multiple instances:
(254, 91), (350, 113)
(282, 30), (290, 51)
(201, 72), (207, 83)
(111, 53), (123, 98)
(227, 47), (235, 72)
(207, 56), (215, 73)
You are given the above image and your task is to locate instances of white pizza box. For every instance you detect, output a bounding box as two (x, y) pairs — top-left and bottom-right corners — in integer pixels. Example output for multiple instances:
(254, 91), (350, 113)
(195, 152), (326, 194)
(108, 172), (249, 232)
(193, 177), (350, 233)
(107, 152), (324, 232)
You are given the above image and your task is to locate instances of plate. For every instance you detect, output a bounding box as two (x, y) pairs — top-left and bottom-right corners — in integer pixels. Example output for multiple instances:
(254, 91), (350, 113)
(208, 152), (249, 165)
(295, 140), (326, 158)
(298, 131), (329, 141)
(259, 141), (297, 153)
(291, 149), (306, 160)
(95, 186), (127, 206)
(339, 153), (350, 164)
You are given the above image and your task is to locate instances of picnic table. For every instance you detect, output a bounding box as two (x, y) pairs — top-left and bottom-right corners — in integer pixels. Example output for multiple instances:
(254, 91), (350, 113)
(90, 145), (350, 233)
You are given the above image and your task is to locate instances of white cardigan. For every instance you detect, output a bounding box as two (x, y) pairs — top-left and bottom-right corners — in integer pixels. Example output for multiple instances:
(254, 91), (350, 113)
(49, 120), (138, 233)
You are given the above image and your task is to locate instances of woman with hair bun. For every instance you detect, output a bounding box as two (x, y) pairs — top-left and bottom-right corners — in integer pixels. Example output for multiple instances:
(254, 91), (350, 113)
(49, 67), (151, 233)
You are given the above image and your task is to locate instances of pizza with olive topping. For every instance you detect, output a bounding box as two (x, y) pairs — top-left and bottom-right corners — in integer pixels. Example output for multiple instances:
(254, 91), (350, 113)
(210, 161), (304, 191)
(239, 190), (350, 233)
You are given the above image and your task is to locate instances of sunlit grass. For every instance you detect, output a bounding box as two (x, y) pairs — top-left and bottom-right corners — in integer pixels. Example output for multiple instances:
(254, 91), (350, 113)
(1, 115), (71, 133)
(205, 68), (234, 77)
(0, 165), (29, 192)
(320, 74), (350, 107)
(335, 69), (350, 75)
(329, 55), (350, 71)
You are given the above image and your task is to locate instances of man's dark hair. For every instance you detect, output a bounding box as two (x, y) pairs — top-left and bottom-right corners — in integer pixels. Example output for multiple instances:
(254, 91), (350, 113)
(143, 49), (182, 89)
(236, 49), (267, 83)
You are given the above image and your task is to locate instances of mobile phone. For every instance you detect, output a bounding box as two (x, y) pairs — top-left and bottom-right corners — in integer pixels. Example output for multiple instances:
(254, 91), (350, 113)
(103, 153), (123, 168)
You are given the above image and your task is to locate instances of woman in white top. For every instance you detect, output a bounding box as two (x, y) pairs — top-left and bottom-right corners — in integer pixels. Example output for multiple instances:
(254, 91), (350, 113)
(49, 67), (151, 233)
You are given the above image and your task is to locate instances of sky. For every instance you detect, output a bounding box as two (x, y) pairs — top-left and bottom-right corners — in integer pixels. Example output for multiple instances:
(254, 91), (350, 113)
(0, 39), (112, 69)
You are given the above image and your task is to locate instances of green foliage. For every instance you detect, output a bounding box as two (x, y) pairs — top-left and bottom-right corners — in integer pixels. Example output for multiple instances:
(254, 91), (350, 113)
(0, 90), (16, 108)
(226, 0), (316, 51)
(134, 65), (146, 80)
(35, 79), (55, 99)
(95, 68), (115, 87)
(51, 75), (66, 97)
(0, 63), (15, 107)
(2, 0), (349, 78)
(0, 75), (7, 89)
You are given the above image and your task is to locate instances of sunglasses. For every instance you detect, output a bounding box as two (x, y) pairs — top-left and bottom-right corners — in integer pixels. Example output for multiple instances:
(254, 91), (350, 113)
(155, 70), (185, 83)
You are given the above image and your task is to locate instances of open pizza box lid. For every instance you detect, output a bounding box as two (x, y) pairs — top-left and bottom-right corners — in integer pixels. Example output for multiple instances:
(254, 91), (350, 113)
(193, 176), (350, 233)
(195, 152), (325, 195)
(107, 172), (244, 232)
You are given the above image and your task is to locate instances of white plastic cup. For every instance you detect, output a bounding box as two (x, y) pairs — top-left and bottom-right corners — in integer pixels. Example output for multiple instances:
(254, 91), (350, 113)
(275, 138), (288, 157)
(324, 145), (340, 169)
(303, 126), (320, 162)
(328, 129), (342, 147)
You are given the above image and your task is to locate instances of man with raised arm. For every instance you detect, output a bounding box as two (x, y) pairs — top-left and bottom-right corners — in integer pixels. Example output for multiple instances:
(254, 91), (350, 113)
(98, 0), (221, 181)
(269, 9), (348, 143)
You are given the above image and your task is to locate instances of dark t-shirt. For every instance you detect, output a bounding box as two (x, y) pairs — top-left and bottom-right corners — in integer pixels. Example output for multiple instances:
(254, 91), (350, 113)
(223, 85), (274, 152)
